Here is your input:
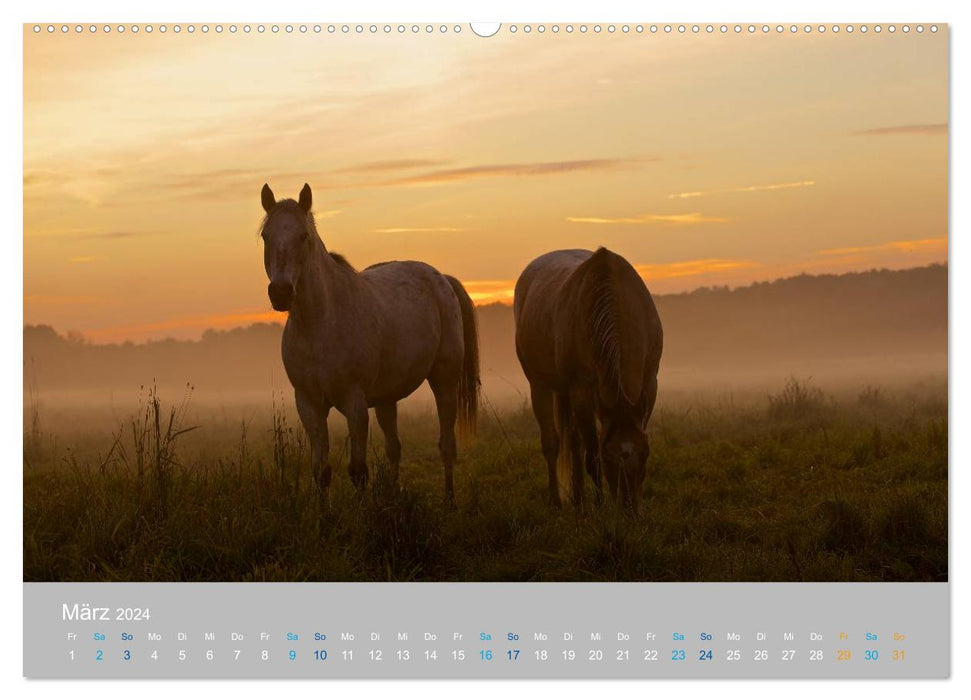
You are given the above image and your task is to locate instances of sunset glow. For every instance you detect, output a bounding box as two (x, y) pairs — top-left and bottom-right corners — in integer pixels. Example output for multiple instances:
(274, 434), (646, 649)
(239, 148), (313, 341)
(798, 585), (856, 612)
(23, 28), (947, 342)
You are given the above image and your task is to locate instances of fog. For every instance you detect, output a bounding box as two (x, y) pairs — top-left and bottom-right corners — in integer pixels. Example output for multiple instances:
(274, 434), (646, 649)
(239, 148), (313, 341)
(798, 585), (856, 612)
(24, 264), (947, 436)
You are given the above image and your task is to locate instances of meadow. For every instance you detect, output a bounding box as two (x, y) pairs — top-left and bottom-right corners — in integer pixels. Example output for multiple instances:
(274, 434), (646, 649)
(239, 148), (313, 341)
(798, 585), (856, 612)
(23, 377), (947, 582)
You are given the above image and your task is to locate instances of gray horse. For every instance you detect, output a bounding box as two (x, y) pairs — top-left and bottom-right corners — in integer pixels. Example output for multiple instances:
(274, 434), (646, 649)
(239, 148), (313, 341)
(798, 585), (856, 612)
(258, 183), (479, 504)
(514, 248), (662, 510)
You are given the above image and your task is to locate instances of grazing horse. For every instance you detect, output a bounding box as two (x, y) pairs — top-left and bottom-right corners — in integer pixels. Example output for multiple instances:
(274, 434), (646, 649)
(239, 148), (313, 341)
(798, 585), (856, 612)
(258, 183), (479, 504)
(514, 248), (662, 510)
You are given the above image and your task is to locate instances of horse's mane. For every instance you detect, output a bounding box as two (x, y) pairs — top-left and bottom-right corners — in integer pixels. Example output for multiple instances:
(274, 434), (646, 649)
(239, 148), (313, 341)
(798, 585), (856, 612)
(554, 248), (631, 503)
(583, 247), (646, 406)
(586, 248), (624, 402)
(328, 252), (355, 270)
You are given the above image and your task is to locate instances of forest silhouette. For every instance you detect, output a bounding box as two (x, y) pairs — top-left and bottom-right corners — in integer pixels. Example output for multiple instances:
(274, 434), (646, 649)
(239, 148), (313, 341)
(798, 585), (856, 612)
(24, 264), (947, 402)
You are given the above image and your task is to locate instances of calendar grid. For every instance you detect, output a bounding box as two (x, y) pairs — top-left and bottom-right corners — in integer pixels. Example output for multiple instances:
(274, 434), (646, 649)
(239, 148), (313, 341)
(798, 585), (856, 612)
(25, 582), (949, 679)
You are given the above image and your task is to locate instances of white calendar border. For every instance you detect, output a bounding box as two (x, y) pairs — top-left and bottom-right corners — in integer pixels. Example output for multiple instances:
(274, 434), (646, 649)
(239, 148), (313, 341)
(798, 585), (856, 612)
(2, 0), (966, 698)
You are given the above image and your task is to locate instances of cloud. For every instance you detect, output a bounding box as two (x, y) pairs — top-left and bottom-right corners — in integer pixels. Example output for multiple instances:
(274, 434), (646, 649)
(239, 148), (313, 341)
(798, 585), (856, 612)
(669, 180), (816, 200)
(461, 259), (755, 303)
(120, 166), (341, 202)
(24, 230), (152, 240)
(855, 124), (947, 136)
(816, 237), (947, 257)
(371, 226), (465, 234)
(35, 158), (649, 206)
(146, 168), (270, 198)
(77, 231), (149, 240)
(151, 159), (649, 199)
(633, 258), (761, 280)
(23, 170), (69, 188)
(24, 294), (109, 306)
(567, 212), (728, 225)
(368, 158), (649, 188)
(335, 159), (448, 174)
(316, 209), (342, 220)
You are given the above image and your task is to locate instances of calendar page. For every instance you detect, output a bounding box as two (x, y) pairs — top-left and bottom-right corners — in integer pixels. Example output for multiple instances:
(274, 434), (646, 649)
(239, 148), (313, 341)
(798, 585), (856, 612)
(22, 20), (948, 680)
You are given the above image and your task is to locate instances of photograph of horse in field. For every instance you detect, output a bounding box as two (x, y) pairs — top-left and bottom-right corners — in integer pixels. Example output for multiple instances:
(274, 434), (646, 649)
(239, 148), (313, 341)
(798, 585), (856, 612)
(258, 183), (479, 505)
(23, 27), (947, 583)
(514, 248), (662, 510)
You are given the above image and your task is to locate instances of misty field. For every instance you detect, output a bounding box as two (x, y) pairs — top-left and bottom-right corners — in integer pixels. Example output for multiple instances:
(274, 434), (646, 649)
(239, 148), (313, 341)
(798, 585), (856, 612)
(23, 378), (946, 582)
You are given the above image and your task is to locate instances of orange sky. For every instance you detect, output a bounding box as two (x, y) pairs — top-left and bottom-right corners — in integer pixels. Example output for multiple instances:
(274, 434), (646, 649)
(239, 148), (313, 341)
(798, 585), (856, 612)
(23, 26), (948, 343)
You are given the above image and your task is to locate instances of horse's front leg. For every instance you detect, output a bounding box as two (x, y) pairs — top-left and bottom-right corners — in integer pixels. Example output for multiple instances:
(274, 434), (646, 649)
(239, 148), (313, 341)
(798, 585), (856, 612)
(575, 403), (602, 506)
(341, 390), (370, 491)
(375, 403), (402, 484)
(295, 390), (331, 501)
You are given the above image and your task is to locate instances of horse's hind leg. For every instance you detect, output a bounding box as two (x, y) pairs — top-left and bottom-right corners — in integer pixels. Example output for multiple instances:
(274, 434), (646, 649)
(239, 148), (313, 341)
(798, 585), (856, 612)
(295, 391), (331, 501)
(428, 377), (459, 507)
(375, 403), (401, 484)
(529, 384), (560, 507)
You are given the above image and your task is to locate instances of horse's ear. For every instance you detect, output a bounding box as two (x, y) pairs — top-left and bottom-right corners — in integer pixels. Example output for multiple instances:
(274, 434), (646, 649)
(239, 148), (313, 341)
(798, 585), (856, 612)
(261, 183), (276, 213)
(298, 183), (312, 213)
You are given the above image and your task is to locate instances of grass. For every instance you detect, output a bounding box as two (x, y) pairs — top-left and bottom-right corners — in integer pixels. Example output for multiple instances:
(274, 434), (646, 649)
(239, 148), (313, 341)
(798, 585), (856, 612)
(23, 379), (947, 582)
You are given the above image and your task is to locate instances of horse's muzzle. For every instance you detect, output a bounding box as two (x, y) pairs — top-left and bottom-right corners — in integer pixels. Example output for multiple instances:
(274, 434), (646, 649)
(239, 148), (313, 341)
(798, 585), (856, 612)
(268, 281), (294, 311)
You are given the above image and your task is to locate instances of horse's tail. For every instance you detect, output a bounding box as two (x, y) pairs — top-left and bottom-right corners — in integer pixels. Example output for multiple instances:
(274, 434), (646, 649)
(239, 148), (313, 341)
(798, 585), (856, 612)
(445, 275), (480, 439)
(553, 391), (575, 505)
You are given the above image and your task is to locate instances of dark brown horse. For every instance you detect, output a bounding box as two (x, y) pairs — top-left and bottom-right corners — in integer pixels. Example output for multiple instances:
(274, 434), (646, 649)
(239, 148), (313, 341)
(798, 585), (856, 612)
(514, 248), (663, 510)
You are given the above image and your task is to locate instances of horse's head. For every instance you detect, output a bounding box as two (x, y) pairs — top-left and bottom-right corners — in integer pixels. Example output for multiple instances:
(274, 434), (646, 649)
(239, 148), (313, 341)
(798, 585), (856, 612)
(258, 183), (314, 311)
(600, 411), (649, 512)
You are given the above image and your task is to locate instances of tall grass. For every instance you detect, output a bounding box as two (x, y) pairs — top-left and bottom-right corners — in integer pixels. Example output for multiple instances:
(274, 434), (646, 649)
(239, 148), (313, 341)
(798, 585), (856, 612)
(768, 376), (825, 420)
(113, 383), (197, 518)
(23, 357), (42, 465)
(23, 378), (947, 582)
(270, 392), (305, 507)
